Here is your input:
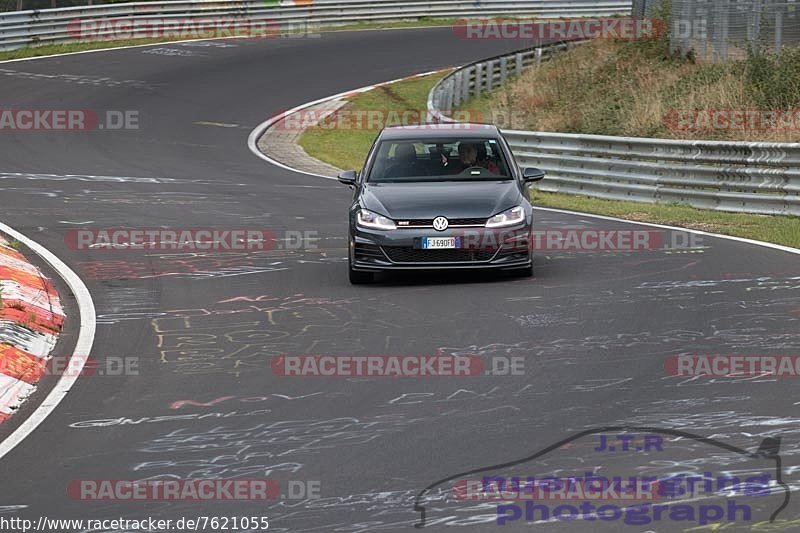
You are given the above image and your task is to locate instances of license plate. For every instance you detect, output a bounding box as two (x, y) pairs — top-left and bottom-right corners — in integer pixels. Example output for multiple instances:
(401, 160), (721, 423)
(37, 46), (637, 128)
(422, 237), (459, 249)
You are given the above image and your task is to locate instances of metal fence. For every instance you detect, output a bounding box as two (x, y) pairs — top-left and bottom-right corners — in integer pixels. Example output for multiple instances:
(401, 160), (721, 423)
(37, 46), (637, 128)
(670, 0), (800, 60)
(506, 131), (800, 216)
(427, 43), (800, 216)
(427, 40), (576, 122)
(0, 0), (632, 51)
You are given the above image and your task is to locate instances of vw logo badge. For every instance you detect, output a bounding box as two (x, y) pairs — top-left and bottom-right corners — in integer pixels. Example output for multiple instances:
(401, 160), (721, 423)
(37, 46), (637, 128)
(432, 216), (449, 231)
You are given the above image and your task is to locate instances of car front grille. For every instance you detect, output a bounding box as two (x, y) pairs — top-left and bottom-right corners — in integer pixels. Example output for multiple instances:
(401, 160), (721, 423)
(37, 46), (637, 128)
(382, 247), (496, 263)
(396, 218), (487, 228)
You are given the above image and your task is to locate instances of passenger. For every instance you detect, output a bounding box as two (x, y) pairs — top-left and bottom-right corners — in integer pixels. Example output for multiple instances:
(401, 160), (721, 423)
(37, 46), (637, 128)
(385, 143), (426, 178)
(395, 143), (416, 161)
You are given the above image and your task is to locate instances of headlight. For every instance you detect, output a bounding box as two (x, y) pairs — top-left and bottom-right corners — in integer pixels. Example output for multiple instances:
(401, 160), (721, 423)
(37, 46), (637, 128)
(485, 206), (525, 228)
(357, 209), (396, 230)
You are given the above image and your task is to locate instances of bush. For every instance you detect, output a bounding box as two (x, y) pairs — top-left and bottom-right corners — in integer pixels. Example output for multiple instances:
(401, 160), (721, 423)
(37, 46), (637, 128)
(745, 46), (800, 109)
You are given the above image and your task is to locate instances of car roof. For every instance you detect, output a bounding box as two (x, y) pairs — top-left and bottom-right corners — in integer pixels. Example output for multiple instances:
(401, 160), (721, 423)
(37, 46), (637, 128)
(378, 123), (501, 140)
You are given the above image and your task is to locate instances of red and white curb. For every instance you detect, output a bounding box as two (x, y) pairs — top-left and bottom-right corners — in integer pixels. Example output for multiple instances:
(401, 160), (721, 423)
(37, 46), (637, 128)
(0, 235), (65, 424)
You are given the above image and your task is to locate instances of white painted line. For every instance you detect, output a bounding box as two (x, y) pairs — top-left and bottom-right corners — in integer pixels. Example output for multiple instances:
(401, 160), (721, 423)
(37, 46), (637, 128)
(0, 222), (95, 461)
(0, 37), (232, 65)
(195, 121), (239, 128)
(532, 206), (800, 256)
(247, 69), (450, 179)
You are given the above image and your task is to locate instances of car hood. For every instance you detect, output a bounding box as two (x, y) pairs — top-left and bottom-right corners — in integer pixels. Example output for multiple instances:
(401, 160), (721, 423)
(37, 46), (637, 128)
(360, 180), (522, 219)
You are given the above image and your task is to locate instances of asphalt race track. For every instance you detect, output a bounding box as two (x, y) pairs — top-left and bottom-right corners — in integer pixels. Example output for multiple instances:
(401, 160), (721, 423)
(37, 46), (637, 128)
(1, 27), (799, 532)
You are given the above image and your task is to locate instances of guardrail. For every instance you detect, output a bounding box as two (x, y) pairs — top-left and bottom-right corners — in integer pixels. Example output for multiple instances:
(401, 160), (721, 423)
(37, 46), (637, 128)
(427, 42), (800, 217)
(505, 132), (800, 216)
(0, 0), (632, 51)
(427, 40), (576, 122)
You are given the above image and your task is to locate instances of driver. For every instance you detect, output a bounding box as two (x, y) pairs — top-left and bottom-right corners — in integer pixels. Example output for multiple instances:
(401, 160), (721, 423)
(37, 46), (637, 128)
(456, 142), (499, 174)
(457, 142), (478, 168)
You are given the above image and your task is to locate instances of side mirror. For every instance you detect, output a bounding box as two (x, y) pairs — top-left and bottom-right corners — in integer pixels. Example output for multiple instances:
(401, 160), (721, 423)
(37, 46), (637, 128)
(337, 170), (358, 186)
(522, 167), (545, 182)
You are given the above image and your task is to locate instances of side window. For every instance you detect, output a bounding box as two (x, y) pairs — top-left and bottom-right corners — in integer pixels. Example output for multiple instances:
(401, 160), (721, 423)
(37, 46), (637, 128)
(483, 139), (510, 176)
(361, 136), (381, 181)
(496, 136), (517, 176)
(366, 141), (393, 180)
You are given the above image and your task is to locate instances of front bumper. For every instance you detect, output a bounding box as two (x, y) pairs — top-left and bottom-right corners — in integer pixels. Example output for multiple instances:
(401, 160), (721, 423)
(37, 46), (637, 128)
(350, 224), (532, 271)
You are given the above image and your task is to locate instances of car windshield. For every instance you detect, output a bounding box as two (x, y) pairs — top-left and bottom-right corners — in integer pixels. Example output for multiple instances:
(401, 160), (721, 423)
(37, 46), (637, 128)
(367, 138), (513, 182)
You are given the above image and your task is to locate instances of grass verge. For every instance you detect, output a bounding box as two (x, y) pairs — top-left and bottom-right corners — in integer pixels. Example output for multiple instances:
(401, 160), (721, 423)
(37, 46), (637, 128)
(298, 71), (449, 171)
(298, 72), (800, 249)
(533, 192), (800, 249)
(459, 36), (800, 141)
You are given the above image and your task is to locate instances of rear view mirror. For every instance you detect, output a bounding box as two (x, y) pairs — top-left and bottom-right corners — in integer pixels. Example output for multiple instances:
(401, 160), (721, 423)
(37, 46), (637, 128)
(522, 167), (545, 182)
(337, 170), (358, 185)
